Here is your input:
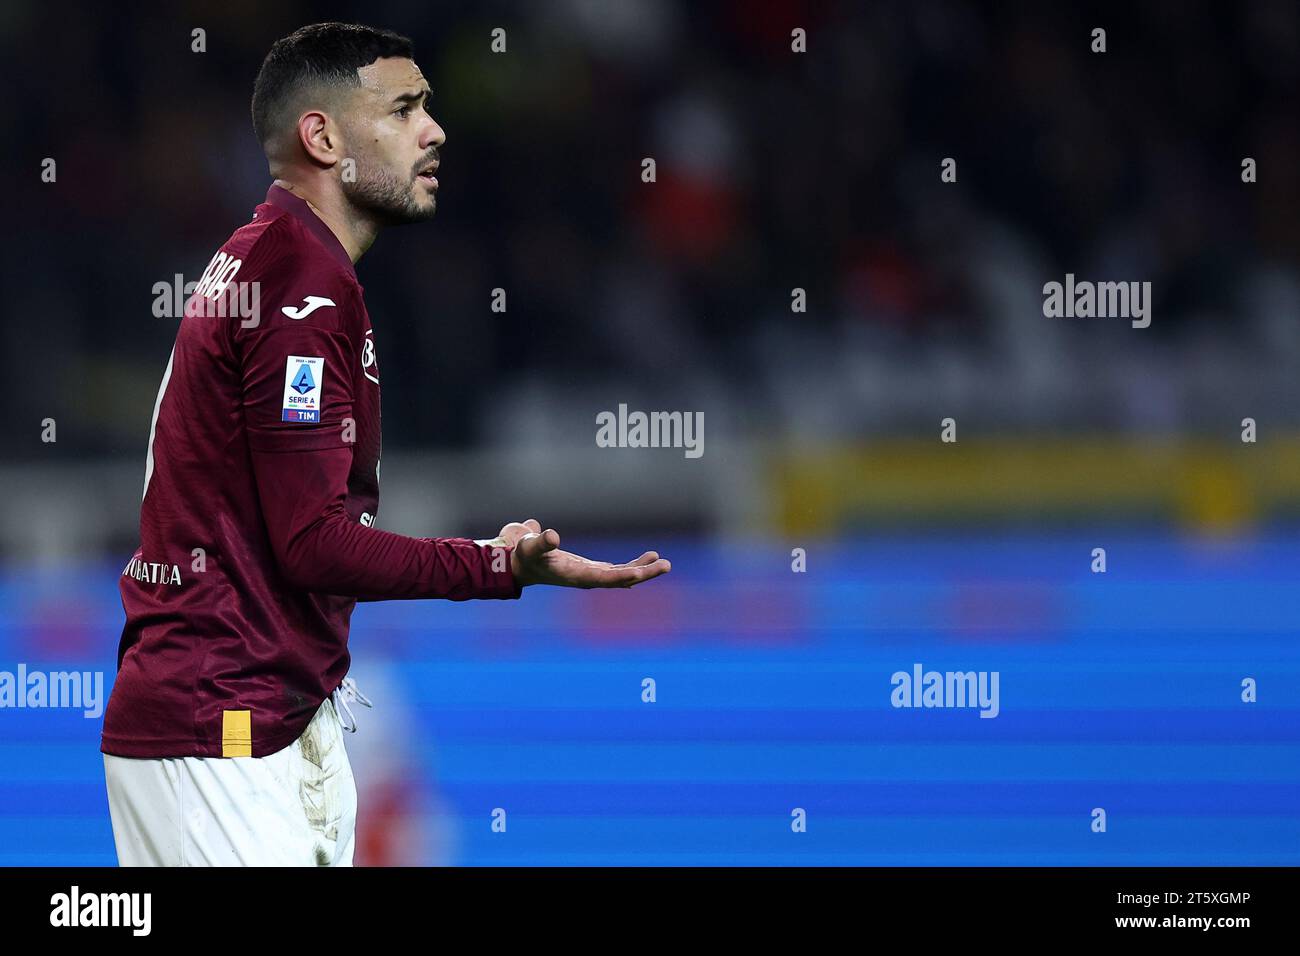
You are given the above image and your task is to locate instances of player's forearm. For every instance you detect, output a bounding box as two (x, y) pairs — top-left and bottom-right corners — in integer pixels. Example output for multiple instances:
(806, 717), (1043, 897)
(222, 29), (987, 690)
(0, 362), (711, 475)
(276, 514), (521, 600)
(250, 445), (520, 601)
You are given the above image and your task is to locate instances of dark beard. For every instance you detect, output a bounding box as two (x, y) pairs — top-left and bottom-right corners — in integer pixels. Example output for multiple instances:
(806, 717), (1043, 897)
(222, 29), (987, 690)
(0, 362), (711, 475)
(341, 162), (435, 226)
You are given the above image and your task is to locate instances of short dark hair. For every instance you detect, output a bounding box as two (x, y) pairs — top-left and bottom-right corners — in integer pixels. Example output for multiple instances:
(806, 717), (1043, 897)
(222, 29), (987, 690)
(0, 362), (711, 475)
(251, 22), (414, 148)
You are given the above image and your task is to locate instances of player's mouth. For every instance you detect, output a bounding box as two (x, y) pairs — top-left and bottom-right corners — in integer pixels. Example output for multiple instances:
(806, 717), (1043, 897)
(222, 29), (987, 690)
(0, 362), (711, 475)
(416, 161), (439, 189)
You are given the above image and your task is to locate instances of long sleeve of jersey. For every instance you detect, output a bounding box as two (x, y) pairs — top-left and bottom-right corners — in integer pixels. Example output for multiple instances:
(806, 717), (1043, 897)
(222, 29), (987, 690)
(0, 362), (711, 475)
(238, 315), (520, 603)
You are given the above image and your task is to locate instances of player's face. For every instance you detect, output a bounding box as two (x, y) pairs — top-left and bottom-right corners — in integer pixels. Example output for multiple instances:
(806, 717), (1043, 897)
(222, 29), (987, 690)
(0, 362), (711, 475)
(339, 57), (445, 225)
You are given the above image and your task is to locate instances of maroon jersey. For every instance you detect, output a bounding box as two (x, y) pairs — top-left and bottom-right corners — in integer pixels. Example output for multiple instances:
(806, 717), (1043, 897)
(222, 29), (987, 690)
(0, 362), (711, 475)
(102, 185), (520, 759)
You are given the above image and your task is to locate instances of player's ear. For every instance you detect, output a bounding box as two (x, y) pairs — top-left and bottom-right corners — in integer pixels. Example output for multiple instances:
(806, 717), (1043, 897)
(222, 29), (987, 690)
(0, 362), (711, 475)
(296, 110), (339, 168)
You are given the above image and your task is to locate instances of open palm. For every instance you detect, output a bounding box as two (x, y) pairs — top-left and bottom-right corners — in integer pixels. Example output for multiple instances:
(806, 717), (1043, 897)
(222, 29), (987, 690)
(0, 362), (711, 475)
(489, 519), (670, 589)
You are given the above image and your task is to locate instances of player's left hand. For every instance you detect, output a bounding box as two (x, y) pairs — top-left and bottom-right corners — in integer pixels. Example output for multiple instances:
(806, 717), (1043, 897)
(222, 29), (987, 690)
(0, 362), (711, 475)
(490, 518), (671, 589)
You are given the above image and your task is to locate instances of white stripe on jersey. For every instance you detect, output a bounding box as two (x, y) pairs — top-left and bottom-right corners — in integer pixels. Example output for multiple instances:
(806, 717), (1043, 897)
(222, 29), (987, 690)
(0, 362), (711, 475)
(142, 345), (176, 501)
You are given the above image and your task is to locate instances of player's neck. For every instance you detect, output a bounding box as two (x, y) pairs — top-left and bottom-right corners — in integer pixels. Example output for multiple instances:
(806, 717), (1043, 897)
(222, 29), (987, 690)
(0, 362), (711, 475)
(271, 179), (376, 264)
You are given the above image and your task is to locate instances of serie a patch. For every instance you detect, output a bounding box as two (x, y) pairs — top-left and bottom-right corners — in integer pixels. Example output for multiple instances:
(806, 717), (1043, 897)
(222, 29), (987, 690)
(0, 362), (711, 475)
(282, 355), (325, 422)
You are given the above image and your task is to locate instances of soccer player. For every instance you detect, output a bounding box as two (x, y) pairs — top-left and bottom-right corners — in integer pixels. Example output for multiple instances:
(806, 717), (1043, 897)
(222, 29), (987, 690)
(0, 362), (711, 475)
(100, 22), (670, 867)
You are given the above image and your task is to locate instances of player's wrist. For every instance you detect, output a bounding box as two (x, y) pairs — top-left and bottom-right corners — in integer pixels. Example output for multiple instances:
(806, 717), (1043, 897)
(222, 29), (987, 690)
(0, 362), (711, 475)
(509, 546), (530, 587)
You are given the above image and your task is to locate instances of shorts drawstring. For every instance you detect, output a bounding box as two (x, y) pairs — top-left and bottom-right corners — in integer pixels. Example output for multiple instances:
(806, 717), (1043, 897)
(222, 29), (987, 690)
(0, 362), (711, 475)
(331, 676), (373, 733)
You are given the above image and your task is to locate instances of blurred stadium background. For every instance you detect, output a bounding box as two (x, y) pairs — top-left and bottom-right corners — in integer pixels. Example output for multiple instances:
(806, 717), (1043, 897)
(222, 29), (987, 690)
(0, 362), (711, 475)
(0, 0), (1297, 864)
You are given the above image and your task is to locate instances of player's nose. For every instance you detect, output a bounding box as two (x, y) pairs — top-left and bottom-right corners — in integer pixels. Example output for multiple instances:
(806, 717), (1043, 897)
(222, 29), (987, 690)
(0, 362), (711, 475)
(422, 116), (446, 150)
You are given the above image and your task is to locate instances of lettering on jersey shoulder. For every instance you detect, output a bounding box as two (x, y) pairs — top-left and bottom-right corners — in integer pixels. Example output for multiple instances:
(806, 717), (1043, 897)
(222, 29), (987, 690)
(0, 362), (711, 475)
(282, 356), (325, 422)
(121, 556), (183, 586)
(194, 250), (243, 301)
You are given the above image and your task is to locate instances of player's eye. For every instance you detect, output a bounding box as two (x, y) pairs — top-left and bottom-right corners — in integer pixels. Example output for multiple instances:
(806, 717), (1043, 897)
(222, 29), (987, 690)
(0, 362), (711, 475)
(395, 105), (411, 119)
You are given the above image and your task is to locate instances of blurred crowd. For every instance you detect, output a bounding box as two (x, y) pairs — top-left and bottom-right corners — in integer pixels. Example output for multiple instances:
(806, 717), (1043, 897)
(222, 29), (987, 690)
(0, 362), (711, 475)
(3, 0), (1297, 460)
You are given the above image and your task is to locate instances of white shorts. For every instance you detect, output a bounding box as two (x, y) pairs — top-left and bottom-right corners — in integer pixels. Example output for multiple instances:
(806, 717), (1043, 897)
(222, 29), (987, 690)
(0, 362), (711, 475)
(103, 695), (358, 866)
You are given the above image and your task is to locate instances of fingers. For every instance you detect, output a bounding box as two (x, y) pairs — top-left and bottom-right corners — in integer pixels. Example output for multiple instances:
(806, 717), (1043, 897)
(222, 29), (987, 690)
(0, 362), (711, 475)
(498, 520), (551, 553)
(495, 521), (528, 546)
(610, 552), (664, 570)
(637, 558), (671, 579)
(513, 537), (669, 589)
(602, 557), (671, 587)
(498, 519), (543, 542)
(519, 527), (561, 558)
(567, 551), (670, 587)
